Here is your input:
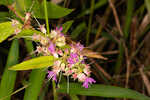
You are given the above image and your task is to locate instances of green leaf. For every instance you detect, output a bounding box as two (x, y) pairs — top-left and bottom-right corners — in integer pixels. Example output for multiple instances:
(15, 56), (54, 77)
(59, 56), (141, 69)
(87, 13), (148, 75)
(13, 29), (43, 40)
(69, 94), (79, 100)
(9, 56), (54, 70)
(0, 12), (9, 22)
(16, 0), (73, 19)
(57, 83), (150, 100)
(124, 0), (135, 38)
(145, 0), (150, 16)
(0, 21), (22, 43)
(23, 40), (47, 100)
(62, 20), (74, 34)
(23, 69), (46, 100)
(0, 39), (19, 100)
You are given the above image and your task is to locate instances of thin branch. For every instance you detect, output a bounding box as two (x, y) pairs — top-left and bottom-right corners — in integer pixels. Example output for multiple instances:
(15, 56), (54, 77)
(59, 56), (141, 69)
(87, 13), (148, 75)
(108, 0), (123, 36)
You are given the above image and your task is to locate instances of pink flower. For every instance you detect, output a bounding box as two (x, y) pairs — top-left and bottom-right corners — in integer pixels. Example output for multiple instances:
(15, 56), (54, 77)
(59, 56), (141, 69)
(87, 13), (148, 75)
(83, 67), (91, 76)
(56, 26), (63, 32)
(83, 77), (96, 88)
(25, 13), (31, 22)
(48, 42), (55, 54)
(11, 19), (19, 27)
(56, 26), (64, 36)
(67, 53), (79, 64)
(72, 74), (77, 80)
(58, 50), (63, 56)
(77, 73), (87, 82)
(14, 28), (21, 35)
(39, 24), (47, 34)
(76, 42), (84, 51)
(47, 71), (57, 82)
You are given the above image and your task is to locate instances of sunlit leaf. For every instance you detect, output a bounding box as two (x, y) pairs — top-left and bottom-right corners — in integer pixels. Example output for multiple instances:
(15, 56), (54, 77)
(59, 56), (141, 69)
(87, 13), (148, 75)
(13, 29), (43, 40)
(9, 56), (54, 70)
(57, 83), (150, 100)
(0, 21), (22, 43)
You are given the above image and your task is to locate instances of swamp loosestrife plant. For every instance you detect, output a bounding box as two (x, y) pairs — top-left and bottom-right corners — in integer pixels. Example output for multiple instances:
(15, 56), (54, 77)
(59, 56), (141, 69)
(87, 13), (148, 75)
(9, 12), (96, 88)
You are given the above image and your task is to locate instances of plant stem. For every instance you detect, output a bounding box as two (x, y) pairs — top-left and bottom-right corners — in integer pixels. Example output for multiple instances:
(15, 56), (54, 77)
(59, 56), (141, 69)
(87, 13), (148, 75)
(44, 0), (50, 34)
(52, 81), (58, 100)
(86, 0), (95, 46)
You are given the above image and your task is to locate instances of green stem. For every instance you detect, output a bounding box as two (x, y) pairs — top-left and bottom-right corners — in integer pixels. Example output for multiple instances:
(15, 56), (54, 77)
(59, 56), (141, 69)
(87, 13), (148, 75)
(52, 81), (58, 100)
(44, 0), (50, 34)
(86, 0), (95, 46)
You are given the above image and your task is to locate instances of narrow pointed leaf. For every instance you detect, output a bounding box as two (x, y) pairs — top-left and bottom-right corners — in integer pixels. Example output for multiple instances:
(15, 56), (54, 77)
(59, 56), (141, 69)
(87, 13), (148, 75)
(23, 40), (47, 100)
(9, 56), (54, 70)
(0, 39), (19, 100)
(62, 20), (74, 34)
(57, 83), (150, 100)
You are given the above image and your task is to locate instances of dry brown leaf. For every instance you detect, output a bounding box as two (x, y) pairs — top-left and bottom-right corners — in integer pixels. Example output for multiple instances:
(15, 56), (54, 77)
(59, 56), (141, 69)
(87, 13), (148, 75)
(82, 49), (108, 60)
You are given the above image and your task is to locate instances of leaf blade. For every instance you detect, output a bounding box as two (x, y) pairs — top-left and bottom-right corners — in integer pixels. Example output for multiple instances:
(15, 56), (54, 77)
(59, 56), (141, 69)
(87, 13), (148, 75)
(57, 83), (150, 100)
(9, 56), (54, 70)
(0, 39), (19, 100)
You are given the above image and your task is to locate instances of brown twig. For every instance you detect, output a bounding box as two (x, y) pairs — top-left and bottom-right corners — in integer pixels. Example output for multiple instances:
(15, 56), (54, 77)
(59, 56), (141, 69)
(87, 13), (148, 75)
(90, 59), (111, 80)
(108, 0), (123, 37)
(94, 0), (116, 41)
(101, 50), (119, 55)
(7, 4), (24, 21)
(88, 37), (107, 49)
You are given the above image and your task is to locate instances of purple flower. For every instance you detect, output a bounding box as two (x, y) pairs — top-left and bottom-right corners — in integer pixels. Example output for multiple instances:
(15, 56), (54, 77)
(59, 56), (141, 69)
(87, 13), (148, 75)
(56, 27), (64, 36)
(48, 42), (55, 54)
(56, 26), (63, 32)
(83, 77), (96, 88)
(67, 53), (79, 64)
(47, 71), (57, 82)
(76, 43), (84, 51)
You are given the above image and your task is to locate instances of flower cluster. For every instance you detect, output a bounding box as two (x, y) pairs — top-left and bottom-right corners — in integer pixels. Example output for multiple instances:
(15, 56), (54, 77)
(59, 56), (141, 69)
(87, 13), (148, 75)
(32, 26), (96, 88)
